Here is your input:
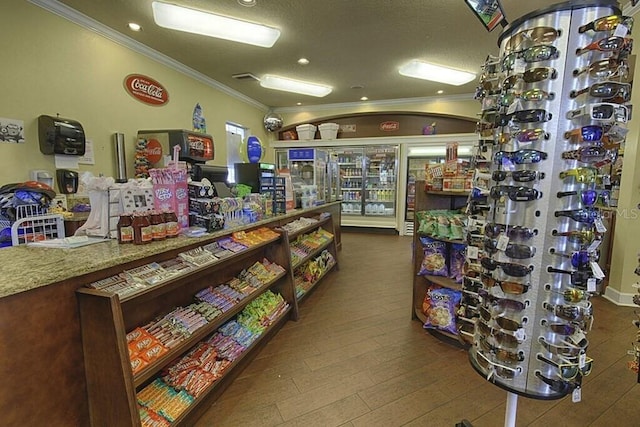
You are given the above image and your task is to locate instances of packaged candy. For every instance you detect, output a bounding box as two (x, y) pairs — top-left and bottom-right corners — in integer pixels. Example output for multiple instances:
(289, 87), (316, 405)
(449, 243), (466, 284)
(422, 285), (462, 335)
(418, 236), (448, 277)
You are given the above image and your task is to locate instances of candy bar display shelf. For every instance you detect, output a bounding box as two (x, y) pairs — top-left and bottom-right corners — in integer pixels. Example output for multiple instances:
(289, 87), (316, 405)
(411, 181), (469, 345)
(75, 213), (338, 426)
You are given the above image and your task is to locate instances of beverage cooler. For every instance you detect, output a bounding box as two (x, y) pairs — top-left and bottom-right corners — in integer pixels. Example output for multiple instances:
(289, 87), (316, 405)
(275, 148), (333, 206)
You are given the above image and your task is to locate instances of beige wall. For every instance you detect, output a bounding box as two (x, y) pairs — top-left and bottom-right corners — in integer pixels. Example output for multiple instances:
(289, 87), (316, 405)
(0, 0), (268, 186)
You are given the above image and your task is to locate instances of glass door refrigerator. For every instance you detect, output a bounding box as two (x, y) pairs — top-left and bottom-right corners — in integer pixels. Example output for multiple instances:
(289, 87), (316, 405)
(334, 147), (364, 217)
(364, 146), (397, 218)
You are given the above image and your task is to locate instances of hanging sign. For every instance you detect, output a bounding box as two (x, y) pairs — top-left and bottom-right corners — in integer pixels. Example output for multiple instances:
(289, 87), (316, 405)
(124, 74), (170, 106)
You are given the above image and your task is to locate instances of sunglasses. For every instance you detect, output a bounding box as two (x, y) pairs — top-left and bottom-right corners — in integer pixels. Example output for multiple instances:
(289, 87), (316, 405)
(496, 109), (552, 126)
(579, 15), (633, 33)
(570, 82), (631, 103)
(495, 315), (525, 332)
(502, 68), (557, 90)
(557, 189), (610, 207)
(552, 229), (602, 245)
(490, 185), (543, 202)
(478, 288), (528, 311)
(563, 126), (606, 143)
(481, 258), (533, 278)
(499, 89), (554, 107)
(539, 336), (585, 357)
(548, 287), (591, 303)
(497, 128), (550, 144)
(492, 170), (545, 183)
(543, 301), (593, 323)
(476, 349), (523, 380)
(478, 336), (525, 363)
(576, 36), (632, 56)
(484, 239), (536, 259)
(477, 320), (524, 349)
(554, 207), (601, 224)
(535, 371), (581, 394)
(537, 354), (593, 380)
(549, 249), (599, 269)
(573, 58), (629, 79)
(547, 266), (600, 289)
(494, 149), (548, 165)
(541, 319), (580, 335)
(502, 45), (559, 71)
(506, 27), (561, 51)
(561, 146), (611, 164)
(485, 223), (537, 240)
(567, 103), (629, 123)
(558, 167), (599, 183)
(469, 201), (491, 215)
(481, 273), (530, 295)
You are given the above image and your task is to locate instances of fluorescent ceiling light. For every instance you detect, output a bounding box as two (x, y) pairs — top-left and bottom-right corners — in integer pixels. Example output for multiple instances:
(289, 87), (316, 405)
(399, 60), (476, 86)
(151, 1), (280, 48)
(409, 146), (472, 156)
(260, 75), (332, 97)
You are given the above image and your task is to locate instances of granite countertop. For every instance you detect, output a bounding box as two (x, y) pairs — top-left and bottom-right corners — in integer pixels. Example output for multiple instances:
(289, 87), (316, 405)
(0, 202), (340, 299)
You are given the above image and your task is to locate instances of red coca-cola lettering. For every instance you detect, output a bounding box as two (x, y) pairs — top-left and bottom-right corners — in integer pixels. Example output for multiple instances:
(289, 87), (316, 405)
(144, 139), (163, 164)
(187, 135), (214, 160)
(379, 121), (400, 132)
(124, 74), (170, 106)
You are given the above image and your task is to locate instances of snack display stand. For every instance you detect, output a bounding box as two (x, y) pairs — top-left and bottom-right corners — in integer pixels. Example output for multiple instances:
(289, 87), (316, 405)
(461, 1), (630, 425)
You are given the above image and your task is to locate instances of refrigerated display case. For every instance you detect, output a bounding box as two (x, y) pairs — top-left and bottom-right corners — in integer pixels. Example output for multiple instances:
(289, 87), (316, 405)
(334, 148), (364, 216)
(363, 146), (397, 218)
(274, 148), (333, 206)
(406, 158), (430, 222)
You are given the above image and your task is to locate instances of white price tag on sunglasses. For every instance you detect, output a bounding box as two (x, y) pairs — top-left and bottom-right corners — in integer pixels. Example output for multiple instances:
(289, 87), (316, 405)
(514, 328), (526, 342)
(572, 386), (582, 403)
(513, 58), (526, 74)
(594, 218), (607, 233)
(579, 353), (587, 369)
(590, 261), (606, 279)
(588, 239), (602, 252)
(467, 245), (479, 260)
(496, 234), (510, 251)
(587, 277), (597, 292)
(614, 24), (629, 38)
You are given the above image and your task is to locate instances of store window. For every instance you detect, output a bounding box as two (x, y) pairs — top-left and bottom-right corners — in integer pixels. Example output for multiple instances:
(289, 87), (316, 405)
(225, 122), (247, 183)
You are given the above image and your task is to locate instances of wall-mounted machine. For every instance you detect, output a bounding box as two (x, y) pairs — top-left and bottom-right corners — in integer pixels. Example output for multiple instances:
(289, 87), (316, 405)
(38, 115), (86, 155)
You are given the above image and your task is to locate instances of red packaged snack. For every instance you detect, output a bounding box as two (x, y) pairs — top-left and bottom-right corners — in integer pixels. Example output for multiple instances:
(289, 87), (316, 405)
(140, 343), (169, 363)
(130, 356), (149, 375)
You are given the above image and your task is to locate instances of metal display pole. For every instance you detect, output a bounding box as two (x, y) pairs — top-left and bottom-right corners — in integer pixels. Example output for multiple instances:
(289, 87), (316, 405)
(504, 393), (518, 427)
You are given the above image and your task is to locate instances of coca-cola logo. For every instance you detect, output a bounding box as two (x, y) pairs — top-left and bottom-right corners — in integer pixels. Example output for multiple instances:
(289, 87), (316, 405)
(124, 74), (169, 106)
(144, 139), (163, 164)
(379, 121), (400, 132)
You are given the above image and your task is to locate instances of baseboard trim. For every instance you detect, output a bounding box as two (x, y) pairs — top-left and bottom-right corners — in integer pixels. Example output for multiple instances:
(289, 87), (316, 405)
(603, 286), (638, 307)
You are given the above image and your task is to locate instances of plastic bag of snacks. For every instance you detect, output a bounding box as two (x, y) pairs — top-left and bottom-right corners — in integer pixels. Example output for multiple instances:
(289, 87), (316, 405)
(449, 214), (465, 240)
(449, 243), (466, 283)
(416, 211), (436, 236)
(435, 212), (451, 239)
(422, 285), (462, 335)
(418, 236), (448, 277)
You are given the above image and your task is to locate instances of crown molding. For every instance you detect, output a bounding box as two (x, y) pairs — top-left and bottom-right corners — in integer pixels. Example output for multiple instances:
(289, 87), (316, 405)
(28, 0), (269, 112)
(272, 93), (476, 114)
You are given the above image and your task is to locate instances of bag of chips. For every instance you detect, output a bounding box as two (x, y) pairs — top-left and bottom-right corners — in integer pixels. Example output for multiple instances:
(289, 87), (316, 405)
(422, 285), (462, 335)
(449, 243), (466, 284)
(418, 236), (448, 277)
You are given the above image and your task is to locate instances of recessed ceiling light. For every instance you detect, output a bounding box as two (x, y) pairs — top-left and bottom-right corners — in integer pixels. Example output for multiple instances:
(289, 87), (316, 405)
(360, 96), (369, 101)
(128, 22), (142, 31)
(437, 90), (444, 94)
(296, 102), (302, 106)
(152, 1), (280, 48)
(297, 58), (310, 65)
(238, 0), (256, 6)
(399, 60), (476, 86)
(260, 75), (332, 97)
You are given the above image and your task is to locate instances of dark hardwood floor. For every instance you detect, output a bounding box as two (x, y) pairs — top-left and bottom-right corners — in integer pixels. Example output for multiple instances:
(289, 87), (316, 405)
(194, 232), (640, 426)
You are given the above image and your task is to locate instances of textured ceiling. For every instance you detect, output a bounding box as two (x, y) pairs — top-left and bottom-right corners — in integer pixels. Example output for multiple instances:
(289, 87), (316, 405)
(55, 0), (629, 108)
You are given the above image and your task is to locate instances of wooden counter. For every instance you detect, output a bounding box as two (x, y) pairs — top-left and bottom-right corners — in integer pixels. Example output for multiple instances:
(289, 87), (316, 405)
(0, 202), (340, 426)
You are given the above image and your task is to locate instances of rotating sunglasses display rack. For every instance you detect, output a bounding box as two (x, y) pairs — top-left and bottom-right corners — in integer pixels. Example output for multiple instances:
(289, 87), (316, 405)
(464, 0), (631, 415)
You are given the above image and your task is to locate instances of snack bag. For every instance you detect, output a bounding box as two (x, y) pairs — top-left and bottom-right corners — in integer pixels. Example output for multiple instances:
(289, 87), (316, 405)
(418, 236), (448, 277)
(449, 243), (466, 284)
(422, 285), (462, 335)
(449, 214), (465, 240)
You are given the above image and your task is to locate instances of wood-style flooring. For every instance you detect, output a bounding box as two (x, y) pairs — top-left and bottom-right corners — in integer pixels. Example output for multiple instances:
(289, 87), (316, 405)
(195, 232), (640, 426)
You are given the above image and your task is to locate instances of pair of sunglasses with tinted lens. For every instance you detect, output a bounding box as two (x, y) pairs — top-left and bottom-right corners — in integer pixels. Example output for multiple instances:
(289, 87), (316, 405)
(490, 185), (543, 202)
(543, 301), (593, 323)
(537, 354), (592, 381)
(495, 315), (525, 332)
(492, 170), (545, 183)
(496, 109), (552, 126)
(561, 146), (611, 164)
(573, 58), (628, 79)
(478, 336), (525, 363)
(557, 189), (610, 207)
(481, 273), (530, 295)
(500, 89), (554, 106)
(481, 258), (533, 278)
(552, 229), (601, 245)
(570, 82), (631, 102)
(567, 103), (628, 123)
(485, 223), (537, 240)
(541, 319), (580, 335)
(476, 349), (523, 380)
(477, 288), (528, 311)
(502, 45), (559, 71)
(549, 287), (590, 303)
(477, 320), (523, 349)
(506, 27), (561, 51)
(554, 207), (601, 224)
(579, 15), (633, 33)
(494, 149), (548, 165)
(538, 336), (584, 357)
(576, 36), (632, 55)
(558, 167), (599, 183)
(484, 239), (536, 259)
(549, 249), (599, 269)
(547, 267), (599, 289)
(564, 125), (606, 142)
(502, 67), (557, 90)
(535, 371), (581, 394)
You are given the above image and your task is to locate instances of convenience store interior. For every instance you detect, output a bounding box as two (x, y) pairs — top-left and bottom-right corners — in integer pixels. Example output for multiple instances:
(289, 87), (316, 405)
(3, 0), (640, 426)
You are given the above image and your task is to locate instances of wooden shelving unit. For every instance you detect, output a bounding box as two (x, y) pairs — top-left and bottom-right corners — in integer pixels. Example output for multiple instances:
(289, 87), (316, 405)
(76, 213), (338, 426)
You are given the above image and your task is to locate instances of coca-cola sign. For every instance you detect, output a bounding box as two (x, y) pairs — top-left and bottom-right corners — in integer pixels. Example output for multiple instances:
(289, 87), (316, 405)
(379, 121), (400, 132)
(124, 74), (169, 106)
